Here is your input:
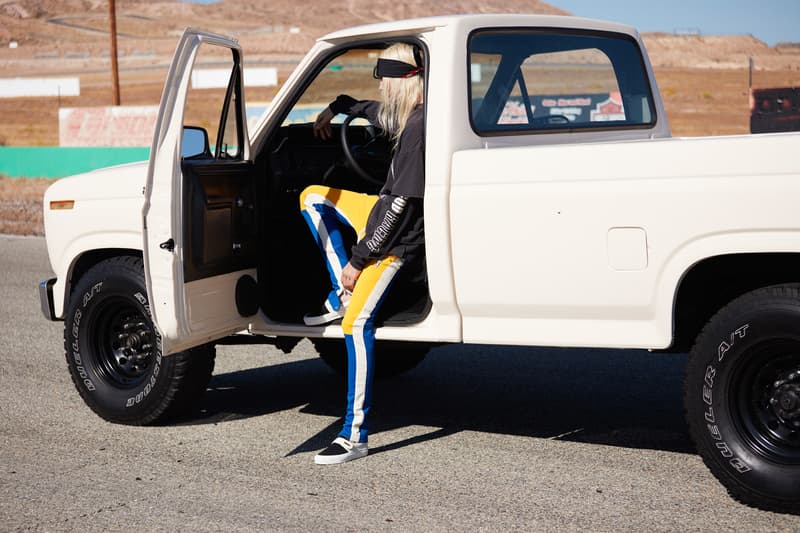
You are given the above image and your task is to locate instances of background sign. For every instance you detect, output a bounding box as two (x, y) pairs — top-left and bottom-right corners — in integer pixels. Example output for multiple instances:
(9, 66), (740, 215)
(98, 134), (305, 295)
(59, 106), (158, 147)
(499, 92), (625, 124)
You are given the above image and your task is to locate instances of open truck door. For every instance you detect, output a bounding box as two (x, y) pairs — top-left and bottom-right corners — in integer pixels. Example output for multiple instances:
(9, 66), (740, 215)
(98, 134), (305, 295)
(143, 29), (259, 355)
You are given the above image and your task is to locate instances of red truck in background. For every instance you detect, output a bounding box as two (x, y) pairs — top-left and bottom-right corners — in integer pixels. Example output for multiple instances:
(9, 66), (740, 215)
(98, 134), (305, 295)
(750, 87), (800, 133)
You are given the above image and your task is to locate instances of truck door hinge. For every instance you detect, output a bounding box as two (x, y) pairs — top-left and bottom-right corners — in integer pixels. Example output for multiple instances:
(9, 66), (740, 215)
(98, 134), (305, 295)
(159, 238), (175, 252)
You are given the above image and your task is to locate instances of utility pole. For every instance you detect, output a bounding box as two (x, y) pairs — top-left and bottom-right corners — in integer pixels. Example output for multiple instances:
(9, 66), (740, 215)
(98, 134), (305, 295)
(109, 0), (120, 105)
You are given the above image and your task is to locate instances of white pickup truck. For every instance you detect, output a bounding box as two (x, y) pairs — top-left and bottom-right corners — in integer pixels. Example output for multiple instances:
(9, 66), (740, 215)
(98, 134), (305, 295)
(39, 15), (800, 512)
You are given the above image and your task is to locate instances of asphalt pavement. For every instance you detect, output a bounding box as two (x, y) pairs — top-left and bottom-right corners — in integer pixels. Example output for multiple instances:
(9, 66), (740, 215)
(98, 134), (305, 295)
(1, 234), (797, 530)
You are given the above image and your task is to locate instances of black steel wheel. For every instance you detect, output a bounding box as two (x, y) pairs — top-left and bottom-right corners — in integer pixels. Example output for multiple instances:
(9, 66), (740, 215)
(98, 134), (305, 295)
(89, 295), (156, 388)
(731, 341), (800, 464)
(685, 284), (800, 514)
(64, 256), (215, 425)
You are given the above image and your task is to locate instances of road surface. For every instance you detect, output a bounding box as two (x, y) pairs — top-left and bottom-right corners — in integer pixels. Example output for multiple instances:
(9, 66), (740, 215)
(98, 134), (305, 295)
(1, 235), (796, 530)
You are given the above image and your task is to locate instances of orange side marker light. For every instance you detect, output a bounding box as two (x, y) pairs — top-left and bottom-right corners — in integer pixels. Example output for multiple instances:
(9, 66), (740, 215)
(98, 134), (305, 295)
(50, 200), (75, 210)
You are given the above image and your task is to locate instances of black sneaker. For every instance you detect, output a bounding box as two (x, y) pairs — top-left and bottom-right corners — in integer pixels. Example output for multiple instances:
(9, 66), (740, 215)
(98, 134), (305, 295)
(314, 437), (368, 465)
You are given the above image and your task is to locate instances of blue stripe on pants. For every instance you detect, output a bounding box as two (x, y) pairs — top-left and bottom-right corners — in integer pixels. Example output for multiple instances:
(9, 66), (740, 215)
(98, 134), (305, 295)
(301, 208), (346, 310)
(339, 256), (404, 443)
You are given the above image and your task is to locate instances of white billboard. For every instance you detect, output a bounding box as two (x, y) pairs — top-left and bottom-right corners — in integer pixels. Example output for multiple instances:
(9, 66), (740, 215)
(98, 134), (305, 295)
(0, 77), (80, 98)
(192, 67), (278, 89)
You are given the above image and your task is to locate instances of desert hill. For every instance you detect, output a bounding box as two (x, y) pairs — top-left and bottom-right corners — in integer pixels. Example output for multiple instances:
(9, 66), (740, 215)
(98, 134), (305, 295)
(0, 0), (567, 55)
(1, 0), (797, 71)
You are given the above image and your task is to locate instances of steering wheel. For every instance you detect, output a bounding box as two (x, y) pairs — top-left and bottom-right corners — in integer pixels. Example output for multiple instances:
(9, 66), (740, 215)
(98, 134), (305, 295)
(340, 113), (386, 187)
(545, 114), (571, 125)
(531, 114), (572, 128)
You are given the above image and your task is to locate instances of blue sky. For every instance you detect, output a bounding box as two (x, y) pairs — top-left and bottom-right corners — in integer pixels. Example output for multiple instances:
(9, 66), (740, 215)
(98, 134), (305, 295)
(551, 0), (799, 46)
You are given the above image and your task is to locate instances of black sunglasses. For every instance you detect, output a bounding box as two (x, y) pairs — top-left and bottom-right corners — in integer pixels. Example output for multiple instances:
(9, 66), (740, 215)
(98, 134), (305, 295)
(372, 58), (423, 80)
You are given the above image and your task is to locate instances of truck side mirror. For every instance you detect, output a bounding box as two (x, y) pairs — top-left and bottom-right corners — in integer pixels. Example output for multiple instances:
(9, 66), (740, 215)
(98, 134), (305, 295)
(181, 126), (211, 159)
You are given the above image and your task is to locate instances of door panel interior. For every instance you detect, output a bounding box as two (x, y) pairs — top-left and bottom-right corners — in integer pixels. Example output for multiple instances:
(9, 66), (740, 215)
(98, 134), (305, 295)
(181, 159), (257, 283)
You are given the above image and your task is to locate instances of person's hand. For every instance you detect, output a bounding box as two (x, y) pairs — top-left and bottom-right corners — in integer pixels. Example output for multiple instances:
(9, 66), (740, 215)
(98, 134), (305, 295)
(341, 262), (362, 292)
(313, 106), (335, 140)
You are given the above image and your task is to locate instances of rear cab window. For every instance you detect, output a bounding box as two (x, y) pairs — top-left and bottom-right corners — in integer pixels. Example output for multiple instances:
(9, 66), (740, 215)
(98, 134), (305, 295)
(469, 29), (656, 135)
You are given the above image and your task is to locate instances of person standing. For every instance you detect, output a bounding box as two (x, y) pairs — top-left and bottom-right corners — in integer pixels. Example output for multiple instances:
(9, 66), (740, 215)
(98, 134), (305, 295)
(299, 42), (426, 464)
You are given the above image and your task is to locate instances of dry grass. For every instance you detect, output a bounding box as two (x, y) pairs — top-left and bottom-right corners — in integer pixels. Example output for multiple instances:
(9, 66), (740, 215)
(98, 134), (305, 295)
(0, 176), (54, 236)
(655, 67), (800, 136)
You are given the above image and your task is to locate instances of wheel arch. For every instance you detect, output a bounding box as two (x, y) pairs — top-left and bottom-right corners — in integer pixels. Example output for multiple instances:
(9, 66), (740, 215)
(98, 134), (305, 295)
(56, 247), (143, 319)
(669, 252), (800, 352)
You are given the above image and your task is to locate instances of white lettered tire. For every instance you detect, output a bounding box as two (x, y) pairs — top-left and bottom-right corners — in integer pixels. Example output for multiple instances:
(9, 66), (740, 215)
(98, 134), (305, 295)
(64, 256), (215, 425)
(684, 285), (800, 513)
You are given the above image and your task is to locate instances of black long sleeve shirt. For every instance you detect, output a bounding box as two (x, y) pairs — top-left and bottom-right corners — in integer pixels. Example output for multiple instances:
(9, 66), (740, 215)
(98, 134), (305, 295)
(329, 95), (425, 270)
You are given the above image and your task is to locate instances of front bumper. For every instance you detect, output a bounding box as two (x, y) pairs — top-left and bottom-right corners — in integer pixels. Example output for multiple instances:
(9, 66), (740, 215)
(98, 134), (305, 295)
(39, 278), (58, 321)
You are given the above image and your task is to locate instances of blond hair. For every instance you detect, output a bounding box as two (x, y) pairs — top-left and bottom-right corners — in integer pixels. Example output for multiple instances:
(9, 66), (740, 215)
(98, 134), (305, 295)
(376, 43), (424, 145)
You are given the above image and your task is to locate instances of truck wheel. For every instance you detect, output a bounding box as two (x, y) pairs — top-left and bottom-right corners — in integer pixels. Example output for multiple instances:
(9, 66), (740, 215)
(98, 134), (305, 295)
(311, 338), (430, 379)
(64, 256), (215, 425)
(684, 285), (800, 513)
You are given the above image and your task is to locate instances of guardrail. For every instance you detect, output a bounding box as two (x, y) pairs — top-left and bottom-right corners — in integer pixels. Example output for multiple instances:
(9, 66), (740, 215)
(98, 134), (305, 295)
(0, 147), (150, 178)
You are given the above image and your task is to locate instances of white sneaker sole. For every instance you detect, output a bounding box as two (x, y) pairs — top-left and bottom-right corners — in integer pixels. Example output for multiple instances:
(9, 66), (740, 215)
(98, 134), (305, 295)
(314, 447), (368, 465)
(303, 308), (345, 326)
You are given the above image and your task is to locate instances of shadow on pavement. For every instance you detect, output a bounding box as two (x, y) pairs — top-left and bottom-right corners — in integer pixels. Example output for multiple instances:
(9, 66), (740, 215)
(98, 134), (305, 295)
(181, 343), (693, 455)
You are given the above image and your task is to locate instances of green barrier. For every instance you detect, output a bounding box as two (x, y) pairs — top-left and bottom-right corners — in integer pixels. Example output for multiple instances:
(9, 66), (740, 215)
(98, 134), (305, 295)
(0, 147), (151, 178)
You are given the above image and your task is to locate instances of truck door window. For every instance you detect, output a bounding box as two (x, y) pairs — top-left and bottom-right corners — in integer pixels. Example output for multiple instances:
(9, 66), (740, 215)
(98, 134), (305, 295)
(469, 29), (655, 135)
(218, 82), (241, 158)
(183, 43), (243, 159)
(281, 48), (381, 127)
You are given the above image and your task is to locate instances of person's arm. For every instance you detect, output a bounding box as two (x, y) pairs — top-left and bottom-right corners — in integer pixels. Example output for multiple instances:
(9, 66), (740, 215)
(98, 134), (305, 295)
(313, 95), (379, 140)
(330, 95), (379, 122)
(349, 195), (422, 270)
(341, 194), (420, 291)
